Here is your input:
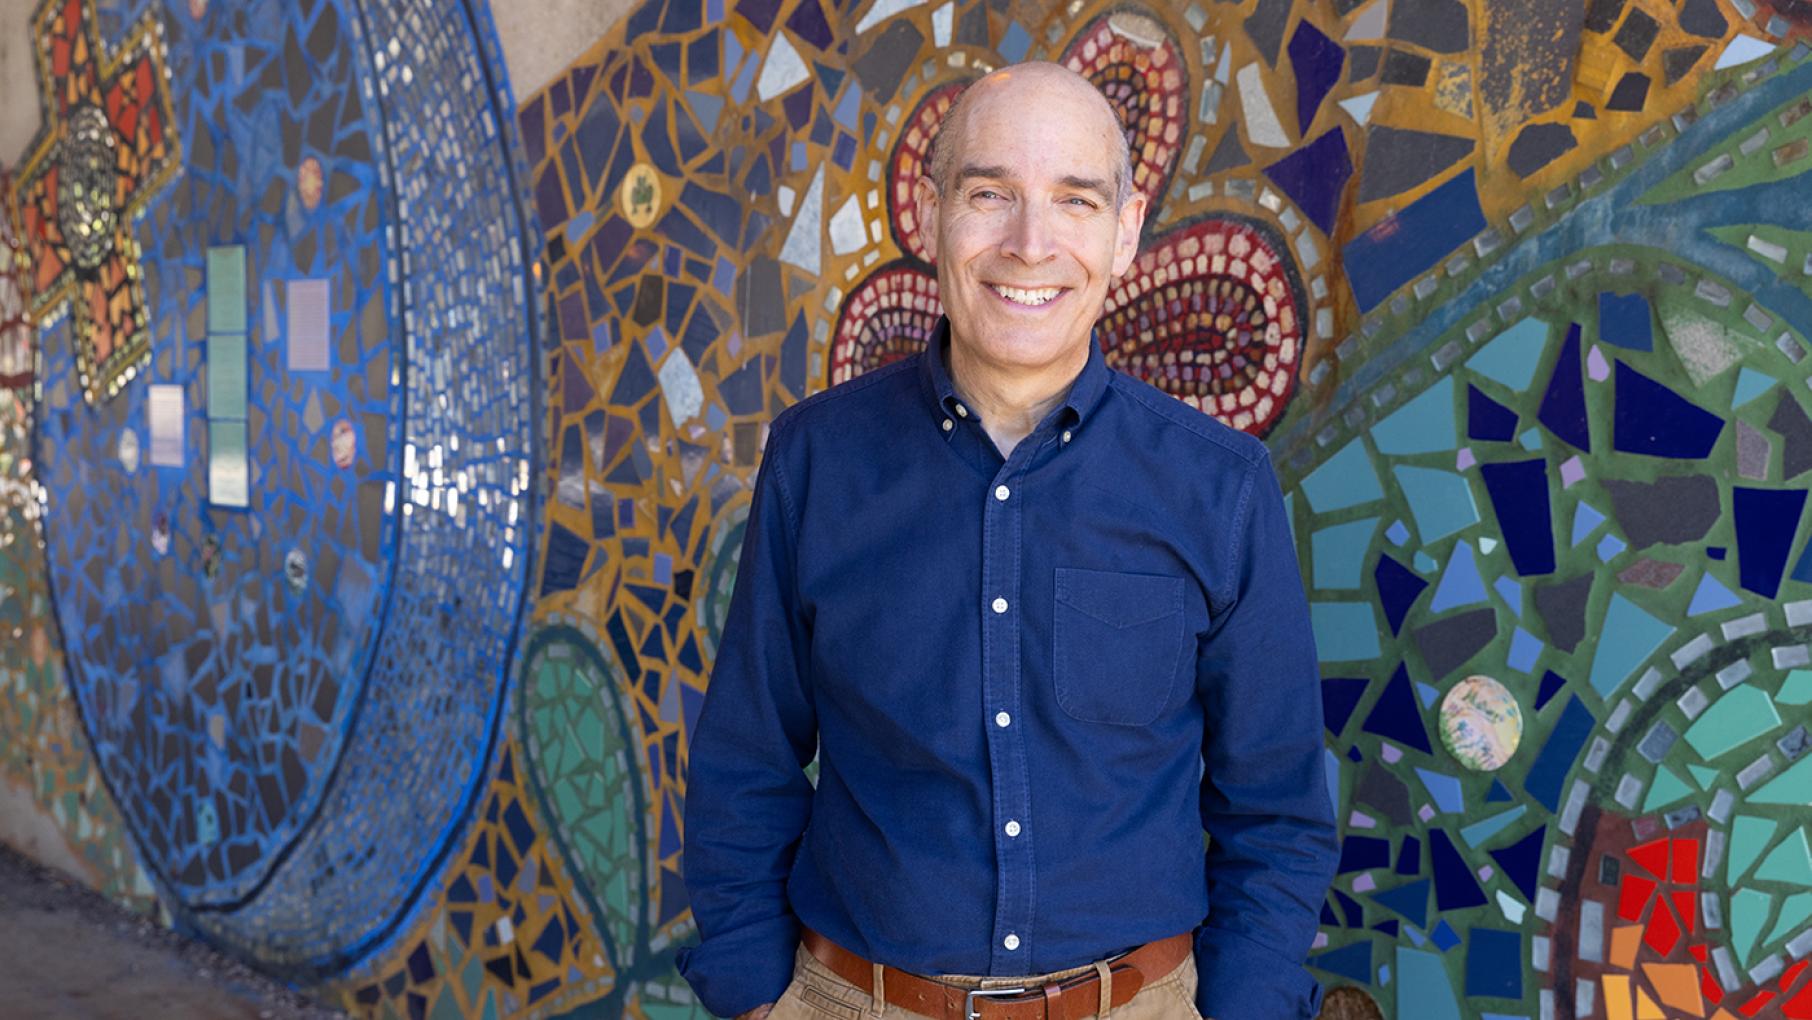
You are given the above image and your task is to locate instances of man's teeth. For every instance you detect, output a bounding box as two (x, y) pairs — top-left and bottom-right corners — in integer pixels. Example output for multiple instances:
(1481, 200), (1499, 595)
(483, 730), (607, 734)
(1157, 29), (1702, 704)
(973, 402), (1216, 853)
(991, 284), (1061, 306)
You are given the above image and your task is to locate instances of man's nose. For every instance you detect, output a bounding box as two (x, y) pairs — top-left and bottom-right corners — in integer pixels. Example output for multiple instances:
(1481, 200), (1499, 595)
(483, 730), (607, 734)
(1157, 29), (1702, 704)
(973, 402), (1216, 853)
(1000, 201), (1057, 263)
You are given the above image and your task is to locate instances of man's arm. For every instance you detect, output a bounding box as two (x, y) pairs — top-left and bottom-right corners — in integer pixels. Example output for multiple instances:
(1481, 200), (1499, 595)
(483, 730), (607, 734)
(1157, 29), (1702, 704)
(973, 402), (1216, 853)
(677, 422), (818, 1018)
(1192, 449), (1340, 1019)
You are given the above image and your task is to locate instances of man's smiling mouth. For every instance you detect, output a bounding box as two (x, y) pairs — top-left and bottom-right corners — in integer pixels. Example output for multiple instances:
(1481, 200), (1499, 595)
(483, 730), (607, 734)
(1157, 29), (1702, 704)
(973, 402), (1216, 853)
(988, 284), (1065, 307)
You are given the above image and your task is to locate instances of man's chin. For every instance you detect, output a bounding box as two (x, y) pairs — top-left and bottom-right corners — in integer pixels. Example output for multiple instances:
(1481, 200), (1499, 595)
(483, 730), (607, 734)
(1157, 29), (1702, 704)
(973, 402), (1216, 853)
(952, 326), (1092, 370)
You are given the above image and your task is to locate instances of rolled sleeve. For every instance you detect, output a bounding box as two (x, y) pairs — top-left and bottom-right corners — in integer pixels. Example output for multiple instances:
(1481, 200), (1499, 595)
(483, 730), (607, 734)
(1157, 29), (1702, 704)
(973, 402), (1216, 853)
(1193, 449), (1339, 1020)
(678, 419), (819, 1017)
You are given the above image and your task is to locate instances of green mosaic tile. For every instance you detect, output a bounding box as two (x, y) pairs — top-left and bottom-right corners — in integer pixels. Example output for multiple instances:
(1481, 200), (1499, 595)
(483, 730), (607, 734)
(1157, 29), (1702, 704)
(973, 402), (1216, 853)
(1750, 755), (1812, 805)
(1755, 828), (1812, 887)
(1730, 815), (1780, 883)
(1641, 765), (1693, 811)
(1689, 764), (1722, 789)
(1734, 887), (1774, 967)
(1778, 669), (1812, 704)
(1683, 684), (1781, 759)
(1769, 891), (1812, 947)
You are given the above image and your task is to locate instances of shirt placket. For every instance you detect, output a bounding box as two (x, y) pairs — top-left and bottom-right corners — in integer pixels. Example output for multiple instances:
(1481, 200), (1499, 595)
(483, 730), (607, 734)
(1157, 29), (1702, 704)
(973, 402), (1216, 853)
(981, 429), (1046, 973)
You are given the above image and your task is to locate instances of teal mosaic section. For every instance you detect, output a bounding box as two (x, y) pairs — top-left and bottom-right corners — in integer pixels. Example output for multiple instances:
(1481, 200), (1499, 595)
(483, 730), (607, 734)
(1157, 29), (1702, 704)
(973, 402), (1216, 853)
(1288, 46), (1812, 1020)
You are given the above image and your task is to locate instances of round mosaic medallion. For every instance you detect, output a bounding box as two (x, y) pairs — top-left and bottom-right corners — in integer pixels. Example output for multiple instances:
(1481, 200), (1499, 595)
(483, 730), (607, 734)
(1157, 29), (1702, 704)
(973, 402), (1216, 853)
(1438, 674), (1524, 772)
(55, 104), (120, 272)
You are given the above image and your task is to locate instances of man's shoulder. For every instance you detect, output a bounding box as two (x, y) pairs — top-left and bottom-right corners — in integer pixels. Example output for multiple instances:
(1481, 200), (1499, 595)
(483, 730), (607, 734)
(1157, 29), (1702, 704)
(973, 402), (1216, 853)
(1103, 369), (1269, 471)
(768, 355), (921, 444)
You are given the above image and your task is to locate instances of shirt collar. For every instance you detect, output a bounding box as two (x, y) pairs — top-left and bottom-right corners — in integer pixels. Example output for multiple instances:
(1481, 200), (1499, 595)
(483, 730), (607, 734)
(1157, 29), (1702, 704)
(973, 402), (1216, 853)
(917, 316), (1111, 436)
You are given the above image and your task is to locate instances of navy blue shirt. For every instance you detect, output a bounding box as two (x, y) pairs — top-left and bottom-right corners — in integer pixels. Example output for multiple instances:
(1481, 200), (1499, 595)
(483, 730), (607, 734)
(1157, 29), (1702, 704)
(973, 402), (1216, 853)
(677, 322), (1337, 1018)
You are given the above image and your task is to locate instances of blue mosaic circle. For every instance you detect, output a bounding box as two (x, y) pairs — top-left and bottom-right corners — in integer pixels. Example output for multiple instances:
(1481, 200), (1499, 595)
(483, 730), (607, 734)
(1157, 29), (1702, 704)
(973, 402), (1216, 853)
(33, 0), (540, 974)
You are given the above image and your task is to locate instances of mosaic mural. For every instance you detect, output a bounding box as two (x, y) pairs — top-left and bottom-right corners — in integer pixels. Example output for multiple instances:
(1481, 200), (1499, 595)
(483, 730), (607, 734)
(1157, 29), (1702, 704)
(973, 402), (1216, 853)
(6, 0), (542, 983)
(5, 0), (1812, 1017)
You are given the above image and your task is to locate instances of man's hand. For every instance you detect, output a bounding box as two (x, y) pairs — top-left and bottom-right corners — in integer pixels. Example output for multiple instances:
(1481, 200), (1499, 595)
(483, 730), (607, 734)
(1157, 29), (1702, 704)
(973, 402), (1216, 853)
(735, 1004), (775, 1020)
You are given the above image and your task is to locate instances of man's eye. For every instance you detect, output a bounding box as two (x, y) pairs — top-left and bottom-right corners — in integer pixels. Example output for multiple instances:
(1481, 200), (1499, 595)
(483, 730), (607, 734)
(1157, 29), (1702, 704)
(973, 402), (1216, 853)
(1064, 197), (1097, 208)
(973, 189), (1004, 201)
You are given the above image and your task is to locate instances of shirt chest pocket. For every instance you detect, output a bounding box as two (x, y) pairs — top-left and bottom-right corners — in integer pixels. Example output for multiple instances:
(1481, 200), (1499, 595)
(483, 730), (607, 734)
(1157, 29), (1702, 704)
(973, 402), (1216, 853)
(1051, 567), (1190, 727)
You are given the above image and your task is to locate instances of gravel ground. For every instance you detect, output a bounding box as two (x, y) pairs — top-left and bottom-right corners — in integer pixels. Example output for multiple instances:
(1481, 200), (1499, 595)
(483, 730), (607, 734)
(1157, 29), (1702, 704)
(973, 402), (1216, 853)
(0, 842), (346, 1020)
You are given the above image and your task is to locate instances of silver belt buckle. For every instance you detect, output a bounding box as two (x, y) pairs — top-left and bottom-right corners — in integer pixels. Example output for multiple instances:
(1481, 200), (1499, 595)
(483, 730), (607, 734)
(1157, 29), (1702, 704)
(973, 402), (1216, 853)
(964, 986), (1027, 1020)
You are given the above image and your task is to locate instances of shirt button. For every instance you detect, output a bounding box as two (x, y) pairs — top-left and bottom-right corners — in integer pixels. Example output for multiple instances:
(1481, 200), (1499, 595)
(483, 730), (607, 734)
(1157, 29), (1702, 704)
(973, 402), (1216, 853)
(995, 711), (1011, 727)
(1004, 820), (1021, 837)
(1003, 934), (1021, 951)
(1061, 429), (1073, 443)
(991, 597), (1008, 614)
(942, 418), (954, 432)
(994, 484), (1010, 501)
(955, 403), (969, 417)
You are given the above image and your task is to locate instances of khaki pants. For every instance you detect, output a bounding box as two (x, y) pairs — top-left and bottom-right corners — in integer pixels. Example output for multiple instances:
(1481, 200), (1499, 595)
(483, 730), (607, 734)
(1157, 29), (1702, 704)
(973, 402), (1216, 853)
(767, 942), (1206, 1020)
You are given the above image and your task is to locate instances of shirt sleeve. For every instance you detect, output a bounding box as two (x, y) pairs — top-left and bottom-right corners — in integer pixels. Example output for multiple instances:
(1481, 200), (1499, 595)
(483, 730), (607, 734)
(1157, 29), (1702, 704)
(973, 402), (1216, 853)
(676, 421), (819, 1018)
(1191, 449), (1340, 1020)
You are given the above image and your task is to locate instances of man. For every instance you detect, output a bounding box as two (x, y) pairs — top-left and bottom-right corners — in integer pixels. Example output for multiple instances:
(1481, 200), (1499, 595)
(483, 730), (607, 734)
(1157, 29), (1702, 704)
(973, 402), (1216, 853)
(677, 63), (1338, 1019)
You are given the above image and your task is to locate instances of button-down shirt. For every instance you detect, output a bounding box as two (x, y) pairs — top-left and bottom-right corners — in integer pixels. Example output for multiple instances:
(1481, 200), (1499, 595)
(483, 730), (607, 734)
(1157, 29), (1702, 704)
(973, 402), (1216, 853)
(677, 320), (1338, 1018)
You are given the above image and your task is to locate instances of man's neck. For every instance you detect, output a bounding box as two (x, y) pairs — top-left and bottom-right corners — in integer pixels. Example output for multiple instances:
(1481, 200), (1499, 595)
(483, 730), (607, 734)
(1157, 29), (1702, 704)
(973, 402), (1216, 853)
(946, 335), (1086, 460)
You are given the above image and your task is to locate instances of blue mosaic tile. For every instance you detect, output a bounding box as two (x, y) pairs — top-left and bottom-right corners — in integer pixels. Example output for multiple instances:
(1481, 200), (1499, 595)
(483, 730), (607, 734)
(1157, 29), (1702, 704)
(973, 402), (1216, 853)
(1343, 168), (1487, 312)
(1374, 553), (1430, 635)
(1371, 878), (1432, 928)
(1262, 128), (1352, 237)
(1323, 677), (1372, 737)
(1310, 941), (1373, 984)
(1287, 19), (1344, 135)
(1362, 664), (1434, 753)
(1395, 465), (1480, 543)
(1467, 383), (1520, 442)
(1398, 949), (1456, 1020)
(1429, 542), (1487, 612)
(1488, 831), (1544, 916)
(1533, 670), (1568, 712)
(1612, 362), (1725, 458)
(1468, 317), (1549, 393)
(1597, 290), (1654, 351)
(1536, 323), (1591, 452)
(1373, 376), (1457, 455)
(1479, 459), (1555, 575)
(1465, 927), (1522, 998)
(1733, 486), (1808, 597)
(1522, 696), (1594, 811)
(1429, 830), (1488, 911)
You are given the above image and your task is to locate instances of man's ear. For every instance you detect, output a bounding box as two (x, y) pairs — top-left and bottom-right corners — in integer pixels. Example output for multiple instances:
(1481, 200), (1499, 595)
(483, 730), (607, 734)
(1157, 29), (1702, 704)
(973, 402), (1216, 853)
(1111, 191), (1148, 279)
(913, 174), (940, 262)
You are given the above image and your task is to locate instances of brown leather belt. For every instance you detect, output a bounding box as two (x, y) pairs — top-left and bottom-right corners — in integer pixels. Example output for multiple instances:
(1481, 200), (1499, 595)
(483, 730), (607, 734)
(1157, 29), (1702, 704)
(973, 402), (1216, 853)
(800, 927), (1194, 1020)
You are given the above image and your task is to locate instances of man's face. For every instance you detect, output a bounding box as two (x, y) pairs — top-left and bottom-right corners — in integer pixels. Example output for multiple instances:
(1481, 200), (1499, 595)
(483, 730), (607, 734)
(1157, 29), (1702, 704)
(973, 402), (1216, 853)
(915, 69), (1146, 377)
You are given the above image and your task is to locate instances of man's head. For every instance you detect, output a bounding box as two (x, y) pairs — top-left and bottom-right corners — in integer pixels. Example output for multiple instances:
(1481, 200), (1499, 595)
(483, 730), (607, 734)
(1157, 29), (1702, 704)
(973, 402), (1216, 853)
(915, 62), (1147, 381)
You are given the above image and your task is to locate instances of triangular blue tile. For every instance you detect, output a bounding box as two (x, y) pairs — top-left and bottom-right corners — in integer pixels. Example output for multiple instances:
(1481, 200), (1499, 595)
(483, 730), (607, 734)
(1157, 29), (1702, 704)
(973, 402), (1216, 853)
(1361, 664), (1433, 753)
(1374, 554), (1428, 635)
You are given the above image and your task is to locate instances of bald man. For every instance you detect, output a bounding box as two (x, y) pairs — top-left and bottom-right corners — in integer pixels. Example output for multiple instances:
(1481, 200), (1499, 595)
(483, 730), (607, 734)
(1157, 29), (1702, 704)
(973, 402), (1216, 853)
(677, 63), (1338, 1020)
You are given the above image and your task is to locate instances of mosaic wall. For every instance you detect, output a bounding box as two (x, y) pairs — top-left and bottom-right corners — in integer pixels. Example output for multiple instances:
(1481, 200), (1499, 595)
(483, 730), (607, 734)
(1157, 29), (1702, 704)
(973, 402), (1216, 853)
(7, 0), (1812, 1017)
(5, 0), (543, 985)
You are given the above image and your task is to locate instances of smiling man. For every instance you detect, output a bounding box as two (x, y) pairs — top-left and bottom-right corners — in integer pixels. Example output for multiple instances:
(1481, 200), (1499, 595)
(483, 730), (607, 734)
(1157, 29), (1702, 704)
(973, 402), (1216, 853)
(677, 63), (1338, 1020)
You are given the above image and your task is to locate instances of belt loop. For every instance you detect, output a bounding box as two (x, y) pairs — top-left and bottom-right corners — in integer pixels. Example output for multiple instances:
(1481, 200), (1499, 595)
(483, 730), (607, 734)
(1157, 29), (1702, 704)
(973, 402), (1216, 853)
(1092, 961), (1113, 1019)
(871, 961), (886, 1019)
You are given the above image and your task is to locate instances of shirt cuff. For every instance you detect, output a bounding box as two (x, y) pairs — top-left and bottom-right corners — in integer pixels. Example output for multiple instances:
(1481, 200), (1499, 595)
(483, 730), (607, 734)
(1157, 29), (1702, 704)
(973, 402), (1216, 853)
(1193, 926), (1324, 1020)
(675, 914), (800, 1018)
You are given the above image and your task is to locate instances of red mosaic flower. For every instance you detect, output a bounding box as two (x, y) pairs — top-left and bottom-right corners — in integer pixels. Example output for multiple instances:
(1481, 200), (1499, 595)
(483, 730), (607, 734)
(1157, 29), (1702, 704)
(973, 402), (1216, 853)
(11, 0), (182, 405)
(830, 10), (1306, 437)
